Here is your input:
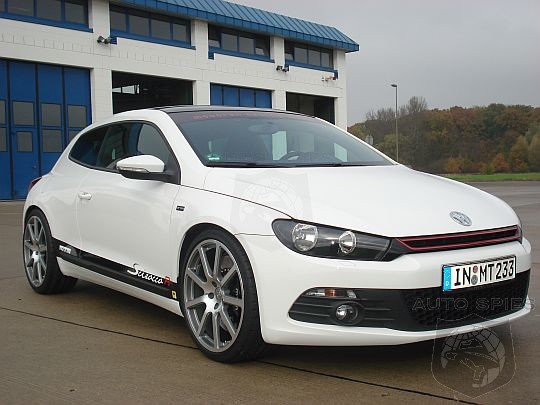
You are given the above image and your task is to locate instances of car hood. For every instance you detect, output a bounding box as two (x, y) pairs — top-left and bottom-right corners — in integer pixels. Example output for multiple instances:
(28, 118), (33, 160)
(203, 165), (519, 237)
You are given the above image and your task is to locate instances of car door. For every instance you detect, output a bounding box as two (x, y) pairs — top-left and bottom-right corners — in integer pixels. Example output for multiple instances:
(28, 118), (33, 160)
(76, 121), (180, 283)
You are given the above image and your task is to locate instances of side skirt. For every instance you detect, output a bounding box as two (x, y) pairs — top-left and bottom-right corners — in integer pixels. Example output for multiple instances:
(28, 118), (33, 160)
(54, 239), (179, 302)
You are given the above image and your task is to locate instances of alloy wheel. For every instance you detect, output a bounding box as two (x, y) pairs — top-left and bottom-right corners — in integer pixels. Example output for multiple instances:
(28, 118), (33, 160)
(183, 239), (244, 353)
(23, 216), (48, 287)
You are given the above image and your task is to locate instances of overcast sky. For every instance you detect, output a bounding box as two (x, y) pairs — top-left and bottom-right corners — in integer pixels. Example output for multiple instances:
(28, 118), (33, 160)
(231, 0), (540, 125)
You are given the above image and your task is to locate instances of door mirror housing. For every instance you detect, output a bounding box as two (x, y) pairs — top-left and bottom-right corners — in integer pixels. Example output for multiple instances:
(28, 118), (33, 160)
(117, 155), (172, 182)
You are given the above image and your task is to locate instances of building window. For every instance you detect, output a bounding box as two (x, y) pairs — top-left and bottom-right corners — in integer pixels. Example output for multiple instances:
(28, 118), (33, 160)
(285, 41), (333, 69)
(210, 84), (271, 109)
(2, 0), (88, 28)
(110, 6), (191, 47)
(208, 25), (270, 59)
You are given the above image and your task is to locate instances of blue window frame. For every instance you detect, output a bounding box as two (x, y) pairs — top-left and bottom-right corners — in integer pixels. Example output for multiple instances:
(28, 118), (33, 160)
(0, 0), (90, 31)
(109, 5), (192, 49)
(285, 40), (335, 72)
(208, 25), (272, 62)
(210, 84), (271, 109)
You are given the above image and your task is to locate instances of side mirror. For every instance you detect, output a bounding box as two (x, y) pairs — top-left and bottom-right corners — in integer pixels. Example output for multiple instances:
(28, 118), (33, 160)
(116, 155), (172, 182)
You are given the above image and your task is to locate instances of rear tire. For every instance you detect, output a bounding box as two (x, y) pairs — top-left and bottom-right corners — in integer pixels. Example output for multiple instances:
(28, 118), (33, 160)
(23, 209), (77, 294)
(179, 229), (267, 362)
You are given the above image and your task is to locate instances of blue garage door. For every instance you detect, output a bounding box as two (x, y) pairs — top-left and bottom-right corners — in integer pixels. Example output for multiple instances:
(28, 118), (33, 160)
(0, 60), (91, 200)
(210, 84), (271, 108)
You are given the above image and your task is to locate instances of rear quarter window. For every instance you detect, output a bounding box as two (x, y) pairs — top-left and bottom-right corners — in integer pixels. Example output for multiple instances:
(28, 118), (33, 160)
(70, 126), (108, 167)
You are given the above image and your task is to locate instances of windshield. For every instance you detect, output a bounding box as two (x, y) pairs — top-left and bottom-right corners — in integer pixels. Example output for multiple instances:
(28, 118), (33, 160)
(168, 110), (393, 167)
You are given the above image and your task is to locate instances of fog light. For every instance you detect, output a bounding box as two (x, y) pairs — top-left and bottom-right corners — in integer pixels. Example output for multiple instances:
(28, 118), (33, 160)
(335, 304), (358, 322)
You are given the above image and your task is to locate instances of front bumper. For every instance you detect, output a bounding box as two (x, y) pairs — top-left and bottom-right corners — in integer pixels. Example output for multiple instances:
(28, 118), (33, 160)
(237, 234), (532, 345)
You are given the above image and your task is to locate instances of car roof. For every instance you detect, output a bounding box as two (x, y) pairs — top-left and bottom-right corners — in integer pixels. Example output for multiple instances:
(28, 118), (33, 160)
(154, 105), (305, 117)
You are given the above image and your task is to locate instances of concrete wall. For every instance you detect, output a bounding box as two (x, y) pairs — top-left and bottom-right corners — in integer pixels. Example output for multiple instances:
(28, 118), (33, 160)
(0, 0), (349, 128)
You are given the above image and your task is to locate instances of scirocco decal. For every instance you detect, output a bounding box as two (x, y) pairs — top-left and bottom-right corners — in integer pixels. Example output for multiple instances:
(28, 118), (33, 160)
(128, 264), (171, 286)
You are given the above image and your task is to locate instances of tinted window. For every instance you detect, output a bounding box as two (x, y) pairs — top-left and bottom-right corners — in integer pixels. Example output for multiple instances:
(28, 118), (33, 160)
(13, 101), (34, 126)
(171, 111), (391, 167)
(71, 122), (176, 172)
(96, 123), (131, 168)
(238, 36), (254, 54)
(0, 128), (6, 152)
(321, 50), (332, 68)
(37, 0), (61, 21)
(68, 105), (87, 128)
(7, 0), (33, 16)
(208, 25), (220, 48)
(129, 13), (149, 36)
(0, 100), (5, 125)
(137, 124), (171, 164)
(308, 48), (320, 66)
(222, 32), (237, 52)
(172, 22), (188, 42)
(65, 0), (87, 25)
(0, 1), (4, 11)
(151, 17), (171, 40)
(41, 103), (62, 127)
(294, 45), (307, 64)
(285, 42), (294, 60)
(42, 129), (63, 152)
(70, 126), (108, 166)
(17, 131), (33, 152)
(110, 9), (127, 31)
(255, 37), (269, 56)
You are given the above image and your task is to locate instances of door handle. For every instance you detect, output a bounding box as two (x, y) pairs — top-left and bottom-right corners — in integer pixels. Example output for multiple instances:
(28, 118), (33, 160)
(78, 192), (92, 200)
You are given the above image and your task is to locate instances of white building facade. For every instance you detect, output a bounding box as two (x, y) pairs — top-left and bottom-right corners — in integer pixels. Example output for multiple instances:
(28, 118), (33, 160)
(0, 0), (358, 199)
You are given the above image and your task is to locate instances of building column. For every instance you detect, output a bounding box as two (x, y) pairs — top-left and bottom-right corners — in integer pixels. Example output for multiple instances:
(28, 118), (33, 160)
(273, 89), (286, 111)
(193, 80), (210, 105)
(271, 36), (284, 66)
(91, 68), (113, 121)
(89, 1), (113, 121)
(192, 19), (209, 61)
(333, 50), (348, 129)
(89, 0), (110, 35)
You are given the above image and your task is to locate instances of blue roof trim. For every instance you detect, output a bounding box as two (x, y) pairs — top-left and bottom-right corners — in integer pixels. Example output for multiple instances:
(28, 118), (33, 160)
(110, 0), (359, 52)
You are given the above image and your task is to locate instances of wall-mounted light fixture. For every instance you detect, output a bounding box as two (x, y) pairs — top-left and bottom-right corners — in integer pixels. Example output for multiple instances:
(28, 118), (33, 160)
(322, 71), (338, 81)
(97, 35), (116, 45)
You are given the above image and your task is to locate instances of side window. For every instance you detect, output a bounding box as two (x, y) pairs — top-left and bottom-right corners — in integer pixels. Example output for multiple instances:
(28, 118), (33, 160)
(95, 123), (131, 168)
(71, 122), (175, 175)
(70, 126), (108, 166)
(136, 124), (172, 165)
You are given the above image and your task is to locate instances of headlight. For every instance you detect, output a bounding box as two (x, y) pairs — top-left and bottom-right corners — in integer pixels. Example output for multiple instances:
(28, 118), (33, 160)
(272, 220), (391, 261)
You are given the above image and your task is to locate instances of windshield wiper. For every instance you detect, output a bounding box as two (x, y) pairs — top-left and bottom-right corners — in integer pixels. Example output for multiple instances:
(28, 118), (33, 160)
(292, 162), (371, 167)
(206, 161), (291, 168)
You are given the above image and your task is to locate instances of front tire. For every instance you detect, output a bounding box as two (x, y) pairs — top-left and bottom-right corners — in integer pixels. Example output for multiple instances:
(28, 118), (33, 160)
(23, 209), (77, 294)
(179, 229), (266, 362)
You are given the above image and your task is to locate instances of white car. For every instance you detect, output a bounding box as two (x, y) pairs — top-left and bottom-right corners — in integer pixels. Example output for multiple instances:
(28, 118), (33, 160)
(23, 107), (531, 362)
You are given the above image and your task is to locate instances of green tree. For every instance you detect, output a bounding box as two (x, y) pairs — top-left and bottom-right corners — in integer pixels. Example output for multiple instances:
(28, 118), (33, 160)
(529, 134), (540, 171)
(508, 136), (529, 172)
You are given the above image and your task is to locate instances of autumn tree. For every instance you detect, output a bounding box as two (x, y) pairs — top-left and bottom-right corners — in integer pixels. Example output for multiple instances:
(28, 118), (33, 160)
(508, 136), (529, 172)
(529, 134), (540, 171)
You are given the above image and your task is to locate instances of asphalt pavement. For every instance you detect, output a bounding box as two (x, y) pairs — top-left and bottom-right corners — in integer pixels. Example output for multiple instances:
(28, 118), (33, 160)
(0, 181), (538, 404)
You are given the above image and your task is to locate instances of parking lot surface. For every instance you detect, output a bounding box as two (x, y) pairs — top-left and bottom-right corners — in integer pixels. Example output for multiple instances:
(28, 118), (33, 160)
(1, 181), (538, 404)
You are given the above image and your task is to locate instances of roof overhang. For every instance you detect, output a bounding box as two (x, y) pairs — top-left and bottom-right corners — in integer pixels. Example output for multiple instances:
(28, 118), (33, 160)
(111, 0), (360, 52)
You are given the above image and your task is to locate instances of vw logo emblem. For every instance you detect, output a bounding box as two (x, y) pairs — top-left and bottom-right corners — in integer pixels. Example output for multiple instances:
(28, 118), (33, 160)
(450, 211), (472, 226)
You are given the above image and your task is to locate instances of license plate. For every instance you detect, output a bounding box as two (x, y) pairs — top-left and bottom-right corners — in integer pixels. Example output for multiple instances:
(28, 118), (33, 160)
(442, 256), (516, 291)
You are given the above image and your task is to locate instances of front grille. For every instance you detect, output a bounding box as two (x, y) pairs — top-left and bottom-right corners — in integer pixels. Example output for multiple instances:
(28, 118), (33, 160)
(403, 270), (530, 328)
(288, 270), (530, 331)
(396, 226), (521, 253)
